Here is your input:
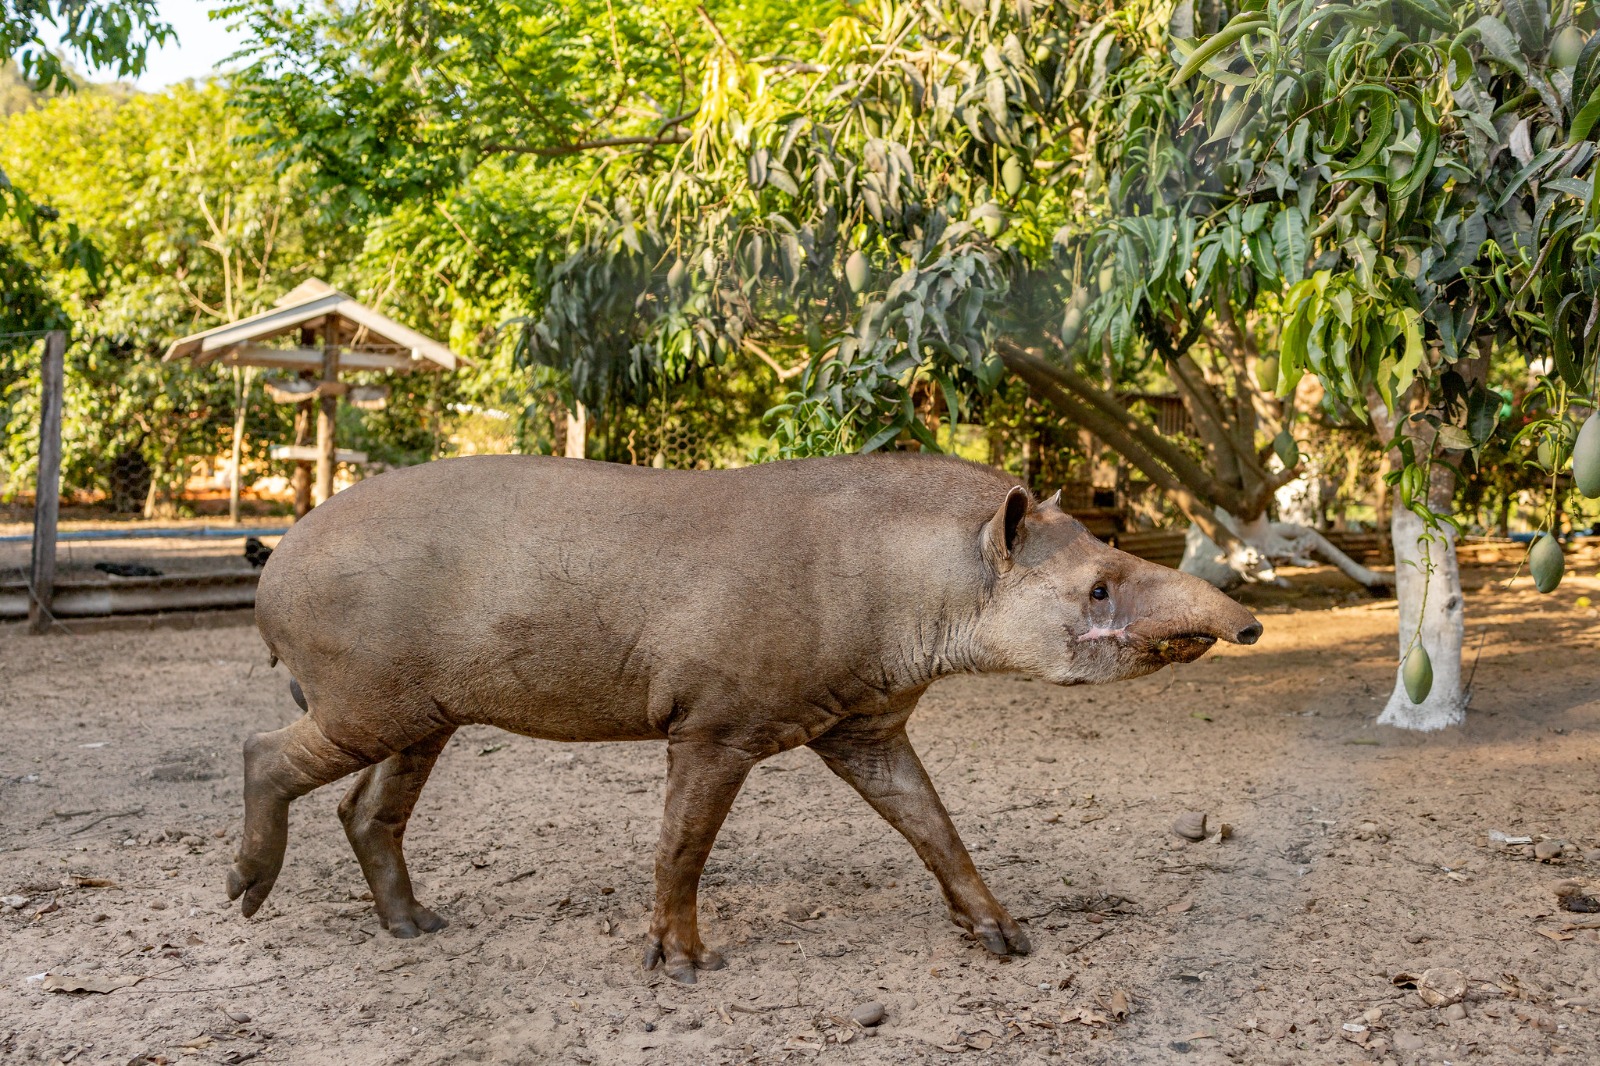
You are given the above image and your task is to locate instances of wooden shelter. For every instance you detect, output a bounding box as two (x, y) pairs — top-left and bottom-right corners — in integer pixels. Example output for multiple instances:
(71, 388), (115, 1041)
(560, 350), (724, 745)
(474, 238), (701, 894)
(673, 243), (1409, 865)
(164, 279), (463, 515)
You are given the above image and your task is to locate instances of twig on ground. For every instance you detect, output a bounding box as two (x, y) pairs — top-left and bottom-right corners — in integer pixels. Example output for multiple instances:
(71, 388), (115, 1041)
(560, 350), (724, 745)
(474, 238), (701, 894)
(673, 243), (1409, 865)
(64, 808), (144, 837)
(1060, 927), (1114, 955)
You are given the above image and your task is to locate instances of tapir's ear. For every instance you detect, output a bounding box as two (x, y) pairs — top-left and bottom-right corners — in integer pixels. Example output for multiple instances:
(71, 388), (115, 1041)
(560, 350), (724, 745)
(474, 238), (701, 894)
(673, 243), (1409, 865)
(985, 485), (1031, 566)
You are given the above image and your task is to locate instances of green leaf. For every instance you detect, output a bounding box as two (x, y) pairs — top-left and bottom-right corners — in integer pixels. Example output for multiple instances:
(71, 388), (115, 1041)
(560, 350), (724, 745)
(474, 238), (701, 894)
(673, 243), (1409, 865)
(1394, 307), (1424, 403)
(1167, 12), (1269, 88)
(1574, 34), (1600, 117)
(1570, 92), (1600, 142)
(1342, 91), (1395, 173)
(1502, 0), (1547, 58)
(1390, 113), (1438, 201)
(1472, 16), (1531, 78)
(1272, 208), (1307, 285)
(1545, 284), (1587, 390)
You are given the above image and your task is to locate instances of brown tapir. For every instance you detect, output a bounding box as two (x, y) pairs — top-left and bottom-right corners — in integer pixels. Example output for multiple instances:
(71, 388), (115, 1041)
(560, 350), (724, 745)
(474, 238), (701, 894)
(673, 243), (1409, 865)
(230, 453), (1260, 983)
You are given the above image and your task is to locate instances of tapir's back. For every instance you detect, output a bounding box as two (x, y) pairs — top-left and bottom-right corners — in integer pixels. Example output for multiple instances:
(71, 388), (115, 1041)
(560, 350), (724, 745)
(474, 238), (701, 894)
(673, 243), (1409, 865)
(255, 454), (1016, 743)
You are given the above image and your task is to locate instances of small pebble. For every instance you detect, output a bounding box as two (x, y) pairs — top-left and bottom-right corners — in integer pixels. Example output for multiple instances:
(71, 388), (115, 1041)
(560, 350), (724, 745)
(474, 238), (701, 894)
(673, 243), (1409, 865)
(1535, 840), (1564, 862)
(149, 899), (167, 910)
(1, 895), (29, 910)
(852, 1001), (886, 1027)
(1364, 1007), (1384, 1024)
(1443, 1003), (1467, 1022)
(643, 1021), (655, 1033)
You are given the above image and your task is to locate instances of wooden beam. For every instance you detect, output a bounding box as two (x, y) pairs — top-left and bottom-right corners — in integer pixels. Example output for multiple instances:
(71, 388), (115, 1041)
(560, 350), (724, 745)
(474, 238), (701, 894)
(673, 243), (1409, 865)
(270, 445), (368, 463)
(28, 330), (65, 634)
(216, 345), (418, 372)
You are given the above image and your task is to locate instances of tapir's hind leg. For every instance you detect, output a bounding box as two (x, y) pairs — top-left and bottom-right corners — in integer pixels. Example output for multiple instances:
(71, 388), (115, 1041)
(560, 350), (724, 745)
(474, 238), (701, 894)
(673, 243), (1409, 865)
(227, 714), (372, 917)
(338, 727), (456, 938)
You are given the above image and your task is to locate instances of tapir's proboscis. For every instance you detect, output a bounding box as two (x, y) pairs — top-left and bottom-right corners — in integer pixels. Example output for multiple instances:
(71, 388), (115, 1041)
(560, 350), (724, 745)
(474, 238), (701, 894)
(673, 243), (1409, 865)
(230, 454), (1261, 983)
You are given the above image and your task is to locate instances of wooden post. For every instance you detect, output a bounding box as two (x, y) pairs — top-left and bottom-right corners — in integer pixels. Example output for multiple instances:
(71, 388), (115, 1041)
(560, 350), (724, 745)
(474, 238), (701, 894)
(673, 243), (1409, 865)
(28, 330), (65, 634)
(291, 328), (316, 518)
(228, 366), (248, 524)
(291, 399), (313, 519)
(313, 341), (339, 506)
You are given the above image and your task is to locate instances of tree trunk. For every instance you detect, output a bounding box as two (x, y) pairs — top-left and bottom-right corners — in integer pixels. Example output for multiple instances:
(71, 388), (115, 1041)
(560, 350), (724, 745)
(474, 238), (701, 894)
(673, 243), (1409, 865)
(564, 402), (588, 459)
(1180, 511), (1389, 591)
(1368, 375), (1473, 732)
(1377, 503), (1465, 731)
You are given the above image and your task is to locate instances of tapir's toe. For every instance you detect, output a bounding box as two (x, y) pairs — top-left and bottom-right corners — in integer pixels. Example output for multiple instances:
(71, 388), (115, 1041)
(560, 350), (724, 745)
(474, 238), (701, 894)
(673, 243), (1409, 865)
(952, 903), (1031, 956)
(226, 861), (276, 918)
(644, 934), (725, 984)
(381, 901), (449, 938)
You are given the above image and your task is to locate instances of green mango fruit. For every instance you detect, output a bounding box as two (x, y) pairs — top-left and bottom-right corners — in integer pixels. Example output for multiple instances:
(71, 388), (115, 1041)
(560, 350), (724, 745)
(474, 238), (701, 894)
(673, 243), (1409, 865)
(1574, 412), (1600, 497)
(1530, 533), (1565, 593)
(1061, 305), (1084, 346)
(666, 258), (687, 295)
(1255, 354), (1280, 394)
(845, 250), (870, 294)
(1536, 428), (1569, 472)
(1402, 644), (1433, 704)
(1552, 25), (1586, 69)
(1001, 156), (1025, 197)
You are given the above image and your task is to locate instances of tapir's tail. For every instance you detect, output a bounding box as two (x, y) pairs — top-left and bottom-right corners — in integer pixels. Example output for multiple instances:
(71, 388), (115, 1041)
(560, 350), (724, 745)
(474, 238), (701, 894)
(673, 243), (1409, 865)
(289, 677), (308, 712)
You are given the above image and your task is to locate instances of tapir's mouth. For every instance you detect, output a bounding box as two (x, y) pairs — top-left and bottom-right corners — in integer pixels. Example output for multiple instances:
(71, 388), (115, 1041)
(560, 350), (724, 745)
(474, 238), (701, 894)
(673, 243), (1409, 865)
(1152, 633), (1217, 664)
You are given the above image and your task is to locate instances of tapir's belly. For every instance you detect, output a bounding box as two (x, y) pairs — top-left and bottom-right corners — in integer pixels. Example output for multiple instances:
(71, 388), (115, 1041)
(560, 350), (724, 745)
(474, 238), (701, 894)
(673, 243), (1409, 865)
(439, 645), (664, 743)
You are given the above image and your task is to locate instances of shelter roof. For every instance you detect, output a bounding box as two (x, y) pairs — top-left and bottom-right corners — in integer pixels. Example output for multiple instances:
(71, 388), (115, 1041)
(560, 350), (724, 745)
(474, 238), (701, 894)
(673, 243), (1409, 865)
(163, 279), (462, 373)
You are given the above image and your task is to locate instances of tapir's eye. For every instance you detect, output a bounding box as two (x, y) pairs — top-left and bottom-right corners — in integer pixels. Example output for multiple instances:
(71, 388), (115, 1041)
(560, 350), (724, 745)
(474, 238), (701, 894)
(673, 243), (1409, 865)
(1091, 583), (1109, 601)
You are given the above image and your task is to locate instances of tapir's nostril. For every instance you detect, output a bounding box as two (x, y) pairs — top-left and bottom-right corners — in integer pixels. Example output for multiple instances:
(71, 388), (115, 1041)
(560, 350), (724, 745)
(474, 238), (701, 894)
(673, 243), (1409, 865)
(1236, 622), (1263, 645)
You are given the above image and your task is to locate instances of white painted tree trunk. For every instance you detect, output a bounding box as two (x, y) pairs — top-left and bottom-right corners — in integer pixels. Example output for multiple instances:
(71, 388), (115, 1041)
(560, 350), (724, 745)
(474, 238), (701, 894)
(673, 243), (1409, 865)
(564, 402), (587, 459)
(1180, 510), (1390, 591)
(1376, 507), (1466, 731)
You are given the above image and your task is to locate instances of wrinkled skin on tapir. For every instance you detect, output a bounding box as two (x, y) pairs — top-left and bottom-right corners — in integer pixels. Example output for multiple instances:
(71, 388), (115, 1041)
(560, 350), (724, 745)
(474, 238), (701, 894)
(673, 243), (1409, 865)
(230, 454), (1261, 983)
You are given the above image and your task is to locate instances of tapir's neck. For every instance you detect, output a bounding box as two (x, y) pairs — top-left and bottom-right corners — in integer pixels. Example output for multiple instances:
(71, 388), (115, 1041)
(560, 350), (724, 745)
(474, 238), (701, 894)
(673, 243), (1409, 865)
(882, 605), (987, 692)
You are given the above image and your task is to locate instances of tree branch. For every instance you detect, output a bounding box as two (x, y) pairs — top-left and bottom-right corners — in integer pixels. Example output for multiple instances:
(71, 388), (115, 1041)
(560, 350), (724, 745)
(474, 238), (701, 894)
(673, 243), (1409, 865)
(998, 342), (1249, 557)
(1018, 339), (1240, 512)
(479, 130), (691, 157)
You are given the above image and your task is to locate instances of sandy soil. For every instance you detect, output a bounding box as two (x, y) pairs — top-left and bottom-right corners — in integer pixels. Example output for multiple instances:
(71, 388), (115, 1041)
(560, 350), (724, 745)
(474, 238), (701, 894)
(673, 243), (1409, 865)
(3, 566), (1600, 1065)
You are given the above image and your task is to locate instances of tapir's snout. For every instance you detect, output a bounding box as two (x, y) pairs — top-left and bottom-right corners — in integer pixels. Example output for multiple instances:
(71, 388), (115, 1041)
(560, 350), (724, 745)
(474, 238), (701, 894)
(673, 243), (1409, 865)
(1126, 559), (1263, 661)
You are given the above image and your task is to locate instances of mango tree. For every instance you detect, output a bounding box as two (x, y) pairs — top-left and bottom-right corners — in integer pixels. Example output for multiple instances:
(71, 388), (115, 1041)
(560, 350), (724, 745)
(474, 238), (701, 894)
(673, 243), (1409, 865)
(1178, 0), (1600, 729)
(521, 0), (1394, 589)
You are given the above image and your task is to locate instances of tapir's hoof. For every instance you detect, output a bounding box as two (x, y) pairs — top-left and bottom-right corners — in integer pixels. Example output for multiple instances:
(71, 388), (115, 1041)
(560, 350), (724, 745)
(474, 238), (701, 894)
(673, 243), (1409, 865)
(382, 903), (449, 938)
(953, 907), (1031, 956)
(225, 862), (275, 918)
(643, 937), (725, 984)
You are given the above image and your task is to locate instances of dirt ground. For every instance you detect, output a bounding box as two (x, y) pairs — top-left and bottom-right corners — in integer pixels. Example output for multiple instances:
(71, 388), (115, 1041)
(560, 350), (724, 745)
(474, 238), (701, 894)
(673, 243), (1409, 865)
(4, 564), (1600, 1065)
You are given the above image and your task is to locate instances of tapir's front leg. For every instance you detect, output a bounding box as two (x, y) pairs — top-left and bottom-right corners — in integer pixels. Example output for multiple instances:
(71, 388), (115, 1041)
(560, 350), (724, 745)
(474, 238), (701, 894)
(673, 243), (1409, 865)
(809, 719), (1031, 956)
(645, 737), (755, 984)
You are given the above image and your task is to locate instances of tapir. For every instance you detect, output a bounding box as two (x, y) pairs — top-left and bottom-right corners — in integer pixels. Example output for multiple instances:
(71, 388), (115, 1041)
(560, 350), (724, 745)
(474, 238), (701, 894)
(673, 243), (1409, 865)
(230, 453), (1261, 983)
